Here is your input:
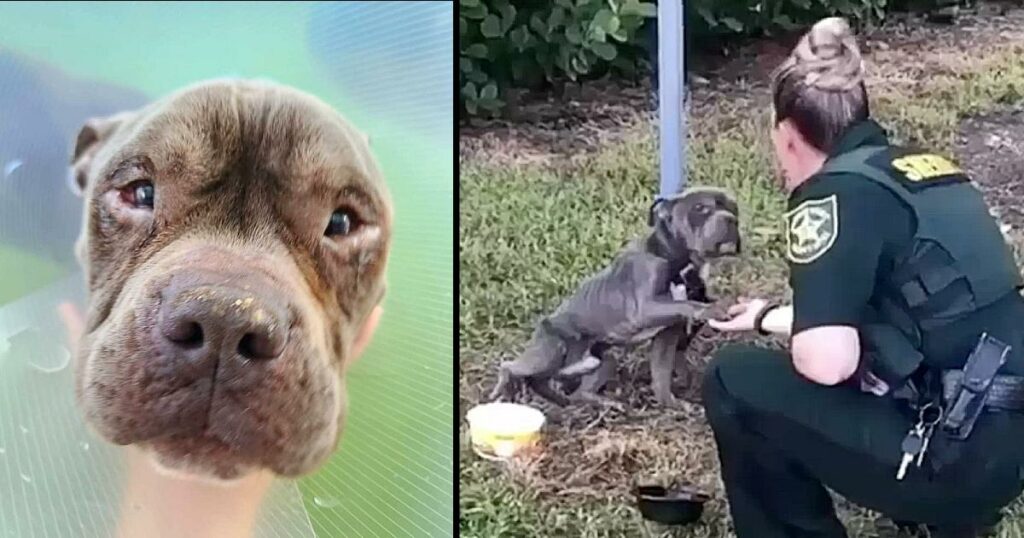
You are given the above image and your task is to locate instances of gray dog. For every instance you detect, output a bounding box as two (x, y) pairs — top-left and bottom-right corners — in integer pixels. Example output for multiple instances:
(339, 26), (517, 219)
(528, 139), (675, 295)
(489, 187), (741, 408)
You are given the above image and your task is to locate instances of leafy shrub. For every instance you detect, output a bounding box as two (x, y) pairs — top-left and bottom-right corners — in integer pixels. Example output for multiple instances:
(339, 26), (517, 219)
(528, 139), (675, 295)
(687, 0), (890, 40)
(459, 0), (656, 118)
(460, 0), (959, 118)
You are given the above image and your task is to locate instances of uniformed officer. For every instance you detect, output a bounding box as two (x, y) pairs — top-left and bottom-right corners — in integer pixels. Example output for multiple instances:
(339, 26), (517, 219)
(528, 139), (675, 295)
(702, 17), (1024, 538)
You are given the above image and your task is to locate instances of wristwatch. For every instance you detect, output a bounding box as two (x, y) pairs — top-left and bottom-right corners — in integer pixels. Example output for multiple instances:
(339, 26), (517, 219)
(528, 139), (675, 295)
(754, 303), (780, 336)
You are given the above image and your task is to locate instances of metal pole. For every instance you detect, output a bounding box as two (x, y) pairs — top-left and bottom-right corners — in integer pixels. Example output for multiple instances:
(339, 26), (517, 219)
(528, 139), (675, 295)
(656, 0), (686, 199)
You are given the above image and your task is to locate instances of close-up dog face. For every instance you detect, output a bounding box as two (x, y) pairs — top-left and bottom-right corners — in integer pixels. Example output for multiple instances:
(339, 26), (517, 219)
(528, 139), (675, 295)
(69, 79), (392, 480)
(654, 188), (741, 259)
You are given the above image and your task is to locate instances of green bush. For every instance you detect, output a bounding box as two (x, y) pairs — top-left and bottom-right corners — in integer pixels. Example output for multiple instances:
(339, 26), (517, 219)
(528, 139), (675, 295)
(687, 0), (888, 40)
(460, 0), (956, 119)
(459, 0), (656, 118)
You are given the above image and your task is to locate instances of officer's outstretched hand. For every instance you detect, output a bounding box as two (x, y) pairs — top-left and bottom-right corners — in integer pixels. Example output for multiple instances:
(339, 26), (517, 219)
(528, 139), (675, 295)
(707, 297), (768, 332)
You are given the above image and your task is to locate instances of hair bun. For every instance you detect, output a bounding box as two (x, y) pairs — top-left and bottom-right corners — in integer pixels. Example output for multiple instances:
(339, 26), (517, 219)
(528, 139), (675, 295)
(792, 17), (864, 91)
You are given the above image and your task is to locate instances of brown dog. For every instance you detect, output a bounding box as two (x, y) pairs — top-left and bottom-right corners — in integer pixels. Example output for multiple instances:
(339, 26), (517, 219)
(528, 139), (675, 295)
(69, 79), (391, 481)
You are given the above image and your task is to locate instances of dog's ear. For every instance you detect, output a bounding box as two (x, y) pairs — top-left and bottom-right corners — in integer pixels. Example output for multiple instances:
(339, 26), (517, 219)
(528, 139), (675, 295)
(648, 198), (671, 227)
(69, 111), (134, 195)
(649, 193), (686, 227)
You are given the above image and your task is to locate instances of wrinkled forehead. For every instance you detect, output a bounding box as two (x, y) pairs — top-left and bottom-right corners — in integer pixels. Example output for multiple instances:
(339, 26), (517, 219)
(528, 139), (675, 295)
(107, 80), (383, 198)
(674, 187), (738, 213)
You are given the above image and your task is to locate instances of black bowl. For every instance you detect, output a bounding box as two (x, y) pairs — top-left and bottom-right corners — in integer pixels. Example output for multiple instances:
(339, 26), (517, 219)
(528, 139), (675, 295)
(634, 484), (710, 526)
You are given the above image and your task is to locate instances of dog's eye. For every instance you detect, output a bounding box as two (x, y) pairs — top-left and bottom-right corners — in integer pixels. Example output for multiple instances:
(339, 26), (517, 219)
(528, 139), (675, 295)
(120, 180), (155, 209)
(325, 209), (359, 237)
(694, 203), (711, 214)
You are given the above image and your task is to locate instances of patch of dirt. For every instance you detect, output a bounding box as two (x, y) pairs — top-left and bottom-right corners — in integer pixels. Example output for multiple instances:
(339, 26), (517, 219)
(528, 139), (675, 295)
(459, 2), (1024, 168)
(956, 107), (1024, 238)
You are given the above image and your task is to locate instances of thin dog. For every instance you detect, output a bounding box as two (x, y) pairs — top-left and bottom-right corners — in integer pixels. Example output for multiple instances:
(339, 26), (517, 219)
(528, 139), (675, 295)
(489, 187), (741, 408)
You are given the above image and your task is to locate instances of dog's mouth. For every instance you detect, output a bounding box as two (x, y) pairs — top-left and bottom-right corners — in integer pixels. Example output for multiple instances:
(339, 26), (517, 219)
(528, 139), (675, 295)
(700, 240), (740, 259)
(143, 432), (256, 481)
(716, 240), (740, 255)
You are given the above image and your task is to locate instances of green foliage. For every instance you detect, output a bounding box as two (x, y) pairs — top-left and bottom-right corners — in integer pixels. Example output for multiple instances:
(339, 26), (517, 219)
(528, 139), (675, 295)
(460, 0), (959, 118)
(459, 0), (656, 118)
(687, 0), (890, 39)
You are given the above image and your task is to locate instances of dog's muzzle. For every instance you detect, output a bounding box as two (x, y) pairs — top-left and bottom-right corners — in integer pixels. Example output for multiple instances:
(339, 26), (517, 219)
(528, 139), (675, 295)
(156, 269), (293, 367)
(718, 238), (741, 255)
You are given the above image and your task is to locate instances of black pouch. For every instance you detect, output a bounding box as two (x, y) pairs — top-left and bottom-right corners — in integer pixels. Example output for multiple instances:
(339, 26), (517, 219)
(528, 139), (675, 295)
(940, 333), (1011, 441)
(858, 323), (926, 394)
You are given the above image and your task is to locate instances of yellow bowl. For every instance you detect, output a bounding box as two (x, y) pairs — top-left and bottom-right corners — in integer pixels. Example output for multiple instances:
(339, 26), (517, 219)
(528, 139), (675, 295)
(466, 402), (546, 460)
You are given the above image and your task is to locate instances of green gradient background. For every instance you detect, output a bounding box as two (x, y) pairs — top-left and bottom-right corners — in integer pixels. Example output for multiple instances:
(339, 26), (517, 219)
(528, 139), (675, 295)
(0, 2), (453, 536)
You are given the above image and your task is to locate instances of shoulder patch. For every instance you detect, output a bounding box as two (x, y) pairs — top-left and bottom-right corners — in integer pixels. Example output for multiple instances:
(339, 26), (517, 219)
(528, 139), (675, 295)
(785, 194), (838, 264)
(891, 153), (962, 181)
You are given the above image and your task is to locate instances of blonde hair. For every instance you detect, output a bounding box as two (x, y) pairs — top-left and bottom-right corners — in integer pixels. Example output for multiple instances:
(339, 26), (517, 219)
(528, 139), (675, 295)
(771, 17), (869, 152)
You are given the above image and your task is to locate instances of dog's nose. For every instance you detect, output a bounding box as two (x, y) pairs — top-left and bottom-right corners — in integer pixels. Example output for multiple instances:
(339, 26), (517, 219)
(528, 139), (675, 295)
(157, 273), (291, 362)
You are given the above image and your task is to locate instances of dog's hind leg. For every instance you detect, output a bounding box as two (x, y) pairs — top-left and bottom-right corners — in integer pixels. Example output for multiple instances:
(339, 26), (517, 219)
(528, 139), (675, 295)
(576, 355), (616, 396)
(488, 362), (518, 401)
(564, 342), (613, 395)
(489, 325), (569, 401)
(527, 376), (571, 406)
(566, 343), (623, 410)
(568, 382), (624, 411)
(555, 338), (599, 377)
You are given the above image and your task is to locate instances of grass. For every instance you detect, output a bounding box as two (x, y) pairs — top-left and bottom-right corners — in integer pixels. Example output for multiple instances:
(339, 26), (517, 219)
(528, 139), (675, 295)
(459, 31), (1024, 538)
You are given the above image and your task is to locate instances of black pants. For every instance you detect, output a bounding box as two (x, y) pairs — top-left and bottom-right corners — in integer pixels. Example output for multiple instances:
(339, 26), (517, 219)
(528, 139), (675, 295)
(701, 344), (1024, 537)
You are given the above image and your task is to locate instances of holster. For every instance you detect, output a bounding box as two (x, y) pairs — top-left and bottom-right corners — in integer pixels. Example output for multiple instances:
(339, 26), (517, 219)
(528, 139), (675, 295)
(939, 333), (1011, 441)
(942, 370), (1024, 412)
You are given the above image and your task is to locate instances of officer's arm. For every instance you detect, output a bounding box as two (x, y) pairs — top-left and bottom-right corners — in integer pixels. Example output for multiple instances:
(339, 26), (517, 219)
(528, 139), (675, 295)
(755, 305), (860, 385)
(791, 326), (861, 385)
(786, 177), (905, 385)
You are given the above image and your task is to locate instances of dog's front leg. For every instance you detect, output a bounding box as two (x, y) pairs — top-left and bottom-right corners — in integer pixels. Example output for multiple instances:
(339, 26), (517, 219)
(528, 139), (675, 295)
(672, 322), (704, 399)
(649, 324), (686, 407)
(634, 296), (710, 331)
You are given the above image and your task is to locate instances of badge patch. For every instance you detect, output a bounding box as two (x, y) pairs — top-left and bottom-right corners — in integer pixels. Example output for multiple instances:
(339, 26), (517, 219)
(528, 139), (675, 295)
(786, 194), (838, 264)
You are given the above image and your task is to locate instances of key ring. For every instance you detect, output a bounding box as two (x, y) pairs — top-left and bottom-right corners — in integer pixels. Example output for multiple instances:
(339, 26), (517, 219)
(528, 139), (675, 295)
(918, 402), (943, 427)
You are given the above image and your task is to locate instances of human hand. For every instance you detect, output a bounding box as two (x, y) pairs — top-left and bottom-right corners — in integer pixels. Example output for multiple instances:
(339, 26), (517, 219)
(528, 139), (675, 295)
(58, 301), (85, 349)
(347, 305), (383, 368)
(706, 297), (769, 332)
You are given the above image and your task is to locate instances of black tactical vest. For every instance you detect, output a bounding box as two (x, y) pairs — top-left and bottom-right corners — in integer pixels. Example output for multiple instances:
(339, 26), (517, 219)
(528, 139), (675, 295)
(818, 145), (1023, 383)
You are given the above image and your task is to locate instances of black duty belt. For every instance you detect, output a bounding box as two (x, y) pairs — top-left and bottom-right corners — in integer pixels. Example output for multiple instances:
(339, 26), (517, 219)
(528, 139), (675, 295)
(941, 370), (1024, 412)
(888, 334), (1024, 478)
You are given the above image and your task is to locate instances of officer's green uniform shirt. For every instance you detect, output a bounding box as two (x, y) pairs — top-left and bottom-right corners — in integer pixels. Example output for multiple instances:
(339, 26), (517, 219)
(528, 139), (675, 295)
(785, 119), (1024, 374)
(787, 120), (914, 334)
